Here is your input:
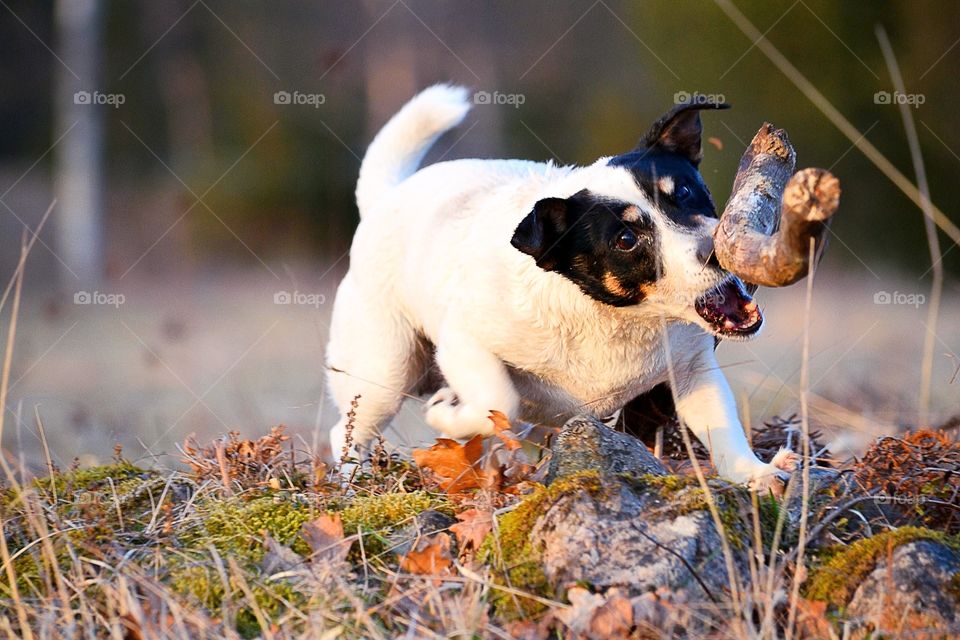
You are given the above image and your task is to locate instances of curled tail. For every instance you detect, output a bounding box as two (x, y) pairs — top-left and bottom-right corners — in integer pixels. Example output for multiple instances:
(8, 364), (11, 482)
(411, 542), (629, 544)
(356, 84), (471, 216)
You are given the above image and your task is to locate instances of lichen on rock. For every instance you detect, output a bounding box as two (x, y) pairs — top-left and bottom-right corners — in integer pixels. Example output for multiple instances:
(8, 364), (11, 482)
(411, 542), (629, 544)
(805, 526), (960, 608)
(478, 471), (607, 618)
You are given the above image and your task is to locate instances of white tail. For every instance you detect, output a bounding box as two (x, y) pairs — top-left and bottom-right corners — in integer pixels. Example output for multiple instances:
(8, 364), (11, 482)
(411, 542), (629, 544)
(355, 84), (471, 216)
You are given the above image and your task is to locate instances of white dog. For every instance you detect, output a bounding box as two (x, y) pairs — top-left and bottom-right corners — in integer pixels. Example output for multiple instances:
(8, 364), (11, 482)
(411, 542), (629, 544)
(326, 85), (794, 488)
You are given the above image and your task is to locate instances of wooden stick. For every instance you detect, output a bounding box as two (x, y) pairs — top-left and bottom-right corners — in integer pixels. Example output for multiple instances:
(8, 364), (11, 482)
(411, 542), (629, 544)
(714, 123), (841, 288)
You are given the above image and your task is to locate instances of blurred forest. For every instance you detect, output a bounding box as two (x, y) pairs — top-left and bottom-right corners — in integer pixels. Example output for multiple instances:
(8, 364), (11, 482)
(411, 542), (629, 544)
(2, 0), (960, 282)
(1, 0), (959, 466)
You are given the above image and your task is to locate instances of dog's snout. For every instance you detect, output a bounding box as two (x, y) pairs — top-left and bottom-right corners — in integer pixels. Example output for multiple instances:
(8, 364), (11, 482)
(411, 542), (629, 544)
(696, 235), (718, 266)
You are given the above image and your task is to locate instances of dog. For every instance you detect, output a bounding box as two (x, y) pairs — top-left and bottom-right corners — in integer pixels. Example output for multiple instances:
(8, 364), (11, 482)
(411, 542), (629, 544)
(325, 85), (796, 490)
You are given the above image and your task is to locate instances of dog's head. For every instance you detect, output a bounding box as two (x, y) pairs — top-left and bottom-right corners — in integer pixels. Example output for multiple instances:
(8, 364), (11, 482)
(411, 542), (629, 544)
(511, 100), (762, 340)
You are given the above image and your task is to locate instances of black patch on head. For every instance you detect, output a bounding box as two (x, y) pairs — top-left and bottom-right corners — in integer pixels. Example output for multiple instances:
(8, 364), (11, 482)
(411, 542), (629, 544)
(511, 190), (660, 307)
(608, 101), (730, 230)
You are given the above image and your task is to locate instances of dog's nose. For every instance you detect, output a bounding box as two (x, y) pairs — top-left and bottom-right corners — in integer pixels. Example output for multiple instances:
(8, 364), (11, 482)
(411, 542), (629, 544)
(696, 236), (717, 266)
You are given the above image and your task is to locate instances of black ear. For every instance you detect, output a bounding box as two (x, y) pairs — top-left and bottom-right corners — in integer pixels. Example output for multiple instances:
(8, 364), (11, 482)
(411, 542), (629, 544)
(637, 101), (730, 165)
(510, 197), (569, 271)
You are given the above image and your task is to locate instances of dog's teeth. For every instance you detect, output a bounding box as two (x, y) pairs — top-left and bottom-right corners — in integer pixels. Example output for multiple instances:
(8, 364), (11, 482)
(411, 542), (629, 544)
(723, 319), (736, 329)
(744, 300), (758, 312)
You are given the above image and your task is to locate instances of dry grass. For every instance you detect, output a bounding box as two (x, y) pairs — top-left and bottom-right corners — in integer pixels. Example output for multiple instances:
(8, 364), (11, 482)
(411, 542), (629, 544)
(2, 38), (959, 631)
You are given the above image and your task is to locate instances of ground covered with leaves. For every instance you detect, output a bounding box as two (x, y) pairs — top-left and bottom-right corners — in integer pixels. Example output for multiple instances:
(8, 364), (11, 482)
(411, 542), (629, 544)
(2, 415), (960, 639)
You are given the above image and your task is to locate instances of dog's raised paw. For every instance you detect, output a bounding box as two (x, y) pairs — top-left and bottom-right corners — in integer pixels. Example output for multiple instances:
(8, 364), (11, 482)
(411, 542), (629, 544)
(745, 460), (793, 498)
(770, 447), (800, 472)
(426, 387), (459, 409)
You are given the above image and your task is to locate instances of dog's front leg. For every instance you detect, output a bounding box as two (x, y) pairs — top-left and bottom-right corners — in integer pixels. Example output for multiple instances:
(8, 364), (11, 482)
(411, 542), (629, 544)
(673, 343), (797, 489)
(425, 328), (520, 439)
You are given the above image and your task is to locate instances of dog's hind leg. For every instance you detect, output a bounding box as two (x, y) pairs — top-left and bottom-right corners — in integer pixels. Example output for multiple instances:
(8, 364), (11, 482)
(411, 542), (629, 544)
(325, 280), (423, 464)
(425, 329), (520, 439)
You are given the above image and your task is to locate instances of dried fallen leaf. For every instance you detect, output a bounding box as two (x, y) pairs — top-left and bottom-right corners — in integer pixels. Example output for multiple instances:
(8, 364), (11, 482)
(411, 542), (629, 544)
(261, 533), (306, 575)
(450, 508), (494, 552)
(399, 532), (454, 576)
(301, 513), (349, 564)
(556, 586), (607, 636)
(489, 410), (522, 451)
(793, 597), (833, 639)
(590, 589), (633, 639)
(486, 410), (536, 489)
(707, 135), (723, 151)
(412, 436), (489, 493)
(506, 618), (554, 640)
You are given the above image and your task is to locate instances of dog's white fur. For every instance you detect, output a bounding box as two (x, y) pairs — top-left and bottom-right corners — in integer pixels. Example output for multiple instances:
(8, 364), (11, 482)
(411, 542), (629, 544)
(327, 85), (788, 487)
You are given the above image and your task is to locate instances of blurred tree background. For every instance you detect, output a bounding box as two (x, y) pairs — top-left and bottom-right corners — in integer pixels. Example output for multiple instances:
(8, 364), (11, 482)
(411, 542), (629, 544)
(1, 0), (959, 283)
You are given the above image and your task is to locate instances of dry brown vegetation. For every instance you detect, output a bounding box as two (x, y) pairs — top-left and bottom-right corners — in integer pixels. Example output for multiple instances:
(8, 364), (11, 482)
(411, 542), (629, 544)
(2, 408), (960, 639)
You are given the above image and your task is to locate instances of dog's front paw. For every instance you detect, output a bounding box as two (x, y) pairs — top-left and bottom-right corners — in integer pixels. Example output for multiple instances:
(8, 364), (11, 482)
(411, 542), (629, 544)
(426, 387), (459, 409)
(424, 389), (496, 440)
(769, 447), (800, 473)
(746, 466), (790, 497)
(744, 450), (799, 497)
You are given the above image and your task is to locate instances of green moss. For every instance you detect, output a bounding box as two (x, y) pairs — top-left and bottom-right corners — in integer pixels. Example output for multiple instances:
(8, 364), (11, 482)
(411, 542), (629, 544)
(31, 462), (147, 499)
(169, 561), (308, 639)
(339, 490), (452, 558)
(1, 463), (173, 598)
(194, 494), (319, 561)
(339, 491), (451, 533)
(625, 473), (752, 551)
(805, 526), (959, 607)
(169, 489), (451, 635)
(478, 471), (607, 619)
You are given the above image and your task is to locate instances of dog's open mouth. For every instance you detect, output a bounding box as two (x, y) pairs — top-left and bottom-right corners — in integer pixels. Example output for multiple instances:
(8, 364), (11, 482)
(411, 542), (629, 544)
(694, 277), (762, 338)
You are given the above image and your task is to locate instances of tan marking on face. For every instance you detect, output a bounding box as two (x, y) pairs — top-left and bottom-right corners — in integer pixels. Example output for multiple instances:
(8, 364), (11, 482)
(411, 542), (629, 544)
(658, 176), (675, 195)
(638, 283), (656, 297)
(622, 205), (641, 222)
(603, 272), (631, 298)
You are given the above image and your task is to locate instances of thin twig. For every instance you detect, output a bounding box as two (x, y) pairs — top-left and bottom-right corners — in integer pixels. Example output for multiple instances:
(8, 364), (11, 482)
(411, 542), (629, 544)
(876, 25), (943, 428)
(787, 238), (817, 639)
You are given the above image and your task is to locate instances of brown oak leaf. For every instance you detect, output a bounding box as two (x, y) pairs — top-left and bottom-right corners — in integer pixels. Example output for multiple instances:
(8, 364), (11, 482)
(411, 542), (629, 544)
(450, 508), (494, 552)
(399, 532), (454, 577)
(301, 512), (349, 564)
(412, 435), (490, 493)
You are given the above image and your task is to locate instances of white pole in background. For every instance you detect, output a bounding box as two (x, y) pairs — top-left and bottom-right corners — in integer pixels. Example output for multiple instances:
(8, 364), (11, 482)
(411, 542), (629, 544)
(53, 0), (104, 287)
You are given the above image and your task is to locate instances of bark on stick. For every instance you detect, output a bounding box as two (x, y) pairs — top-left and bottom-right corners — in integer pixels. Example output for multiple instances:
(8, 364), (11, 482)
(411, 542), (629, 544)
(714, 123), (841, 288)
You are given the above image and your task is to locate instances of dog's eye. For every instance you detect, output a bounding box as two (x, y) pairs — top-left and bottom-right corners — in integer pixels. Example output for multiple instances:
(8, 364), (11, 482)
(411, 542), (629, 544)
(613, 228), (639, 252)
(675, 184), (693, 204)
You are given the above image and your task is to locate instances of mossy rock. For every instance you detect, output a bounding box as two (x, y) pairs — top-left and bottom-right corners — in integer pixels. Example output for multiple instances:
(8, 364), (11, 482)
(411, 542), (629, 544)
(805, 526), (960, 607)
(623, 472), (755, 551)
(478, 471), (608, 618)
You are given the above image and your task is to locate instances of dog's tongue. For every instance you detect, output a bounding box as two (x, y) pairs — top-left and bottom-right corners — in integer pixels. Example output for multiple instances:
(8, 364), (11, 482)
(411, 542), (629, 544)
(694, 278), (762, 336)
